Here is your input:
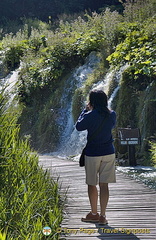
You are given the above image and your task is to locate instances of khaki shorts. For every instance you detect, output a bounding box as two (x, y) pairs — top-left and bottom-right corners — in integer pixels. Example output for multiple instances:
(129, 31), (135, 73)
(85, 154), (116, 185)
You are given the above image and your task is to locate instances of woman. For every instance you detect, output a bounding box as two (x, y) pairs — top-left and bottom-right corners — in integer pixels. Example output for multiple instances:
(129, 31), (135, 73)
(76, 89), (116, 225)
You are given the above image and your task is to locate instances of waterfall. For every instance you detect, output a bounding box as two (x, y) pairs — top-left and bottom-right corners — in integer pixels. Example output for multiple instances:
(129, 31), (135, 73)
(91, 70), (114, 95)
(91, 64), (129, 109)
(0, 54), (126, 158)
(53, 63), (127, 158)
(0, 67), (20, 105)
(108, 85), (120, 109)
(54, 52), (100, 157)
(56, 53), (100, 133)
(0, 50), (5, 79)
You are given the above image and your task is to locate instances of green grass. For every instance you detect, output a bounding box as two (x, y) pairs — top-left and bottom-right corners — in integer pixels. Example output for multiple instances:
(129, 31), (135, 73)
(0, 94), (64, 239)
(150, 142), (156, 167)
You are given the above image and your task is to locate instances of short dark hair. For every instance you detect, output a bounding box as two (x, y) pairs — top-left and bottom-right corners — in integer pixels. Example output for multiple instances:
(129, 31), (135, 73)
(89, 90), (109, 115)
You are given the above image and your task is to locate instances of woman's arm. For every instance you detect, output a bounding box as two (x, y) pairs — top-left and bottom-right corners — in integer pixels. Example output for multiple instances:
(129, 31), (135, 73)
(75, 109), (88, 131)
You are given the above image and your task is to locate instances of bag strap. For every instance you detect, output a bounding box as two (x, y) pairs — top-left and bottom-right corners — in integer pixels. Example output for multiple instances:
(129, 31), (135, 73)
(87, 114), (109, 145)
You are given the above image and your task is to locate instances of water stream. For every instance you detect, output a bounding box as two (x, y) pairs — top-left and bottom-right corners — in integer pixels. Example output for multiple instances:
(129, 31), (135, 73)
(117, 166), (156, 190)
(0, 67), (20, 105)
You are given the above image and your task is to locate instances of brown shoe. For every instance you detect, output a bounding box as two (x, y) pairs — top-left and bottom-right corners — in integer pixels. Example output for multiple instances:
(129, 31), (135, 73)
(99, 215), (108, 225)
(81, 212), (99, 223)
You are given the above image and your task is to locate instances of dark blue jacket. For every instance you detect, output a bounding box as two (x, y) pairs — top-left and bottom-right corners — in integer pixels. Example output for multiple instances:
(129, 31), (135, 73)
(76, 109), (116, 156)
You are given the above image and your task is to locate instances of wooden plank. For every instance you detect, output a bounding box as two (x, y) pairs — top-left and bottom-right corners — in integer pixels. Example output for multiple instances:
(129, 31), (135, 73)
(39, 156), (156, 240)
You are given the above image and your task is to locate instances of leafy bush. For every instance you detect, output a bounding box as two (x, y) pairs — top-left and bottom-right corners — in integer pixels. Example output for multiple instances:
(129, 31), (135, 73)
(3, 45), (24, 70)
(123, 0), (156, 23)
(107, 19), (156, 77)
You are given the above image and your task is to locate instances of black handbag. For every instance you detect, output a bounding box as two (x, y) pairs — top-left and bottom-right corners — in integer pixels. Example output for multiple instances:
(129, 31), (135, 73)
(79, 115), (108, 167)
(79, 147), (86, 167)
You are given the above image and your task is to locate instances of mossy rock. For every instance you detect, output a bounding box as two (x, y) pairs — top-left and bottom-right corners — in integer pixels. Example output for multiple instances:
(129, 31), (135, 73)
(72, 88), (85, 123)
(116, 67), (138, 128)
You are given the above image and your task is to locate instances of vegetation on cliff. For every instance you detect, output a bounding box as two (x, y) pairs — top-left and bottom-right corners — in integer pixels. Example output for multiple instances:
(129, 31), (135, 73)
(0, 0), (156, 238)
(0, 0), (156, 157)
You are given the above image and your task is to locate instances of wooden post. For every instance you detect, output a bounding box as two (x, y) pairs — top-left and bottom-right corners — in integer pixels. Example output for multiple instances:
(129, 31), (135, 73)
(128, 145), (137, 166)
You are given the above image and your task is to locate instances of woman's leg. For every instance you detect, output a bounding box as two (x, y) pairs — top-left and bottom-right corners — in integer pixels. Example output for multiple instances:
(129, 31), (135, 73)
(88, 185), (98, 214)
(99, 183), (109, 216)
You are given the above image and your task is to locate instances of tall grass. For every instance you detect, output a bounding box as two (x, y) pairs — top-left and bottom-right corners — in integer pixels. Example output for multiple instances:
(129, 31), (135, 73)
(150, 142), (156, 167)
(0, 93), (64, 239)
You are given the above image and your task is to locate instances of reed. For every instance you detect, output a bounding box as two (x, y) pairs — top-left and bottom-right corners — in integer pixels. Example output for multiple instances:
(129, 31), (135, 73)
(0, 93), (64, 239)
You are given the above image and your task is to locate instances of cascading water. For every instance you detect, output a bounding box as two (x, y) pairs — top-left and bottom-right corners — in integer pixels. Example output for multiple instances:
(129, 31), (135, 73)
(117, 166), (156, 190)
(54, 52), (100, 157)
(54, 61), (125, 157)
(0, 67), (20, 104)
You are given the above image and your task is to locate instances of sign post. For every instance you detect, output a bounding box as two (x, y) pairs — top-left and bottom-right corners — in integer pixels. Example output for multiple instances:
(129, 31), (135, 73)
(118, 128), (140, 166)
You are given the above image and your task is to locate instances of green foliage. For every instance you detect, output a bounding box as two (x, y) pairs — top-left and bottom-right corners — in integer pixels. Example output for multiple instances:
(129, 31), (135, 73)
(1, 1), (156, 158)
(1, 10), (122, 99)
(18, 81), (63, 152)
(150, 142), (156, 167)
(99, 8), (123, 50)
(116, 67), (138, 128)
(0, 10), (123, 105)
(123, 0), (156, 23)
(3, 45), (24, 70)
(107, 19), (156, 77)
(137, 80), (156, 152)
(115, 68), (156, 162)
(0, 94), (63, 239)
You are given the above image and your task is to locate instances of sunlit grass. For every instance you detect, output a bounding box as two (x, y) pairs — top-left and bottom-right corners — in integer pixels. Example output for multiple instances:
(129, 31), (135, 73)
(0, 94), (64, 239)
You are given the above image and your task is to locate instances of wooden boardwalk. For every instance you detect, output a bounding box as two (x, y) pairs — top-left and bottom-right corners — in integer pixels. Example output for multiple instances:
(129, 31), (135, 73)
(39, 155), (156, 240)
